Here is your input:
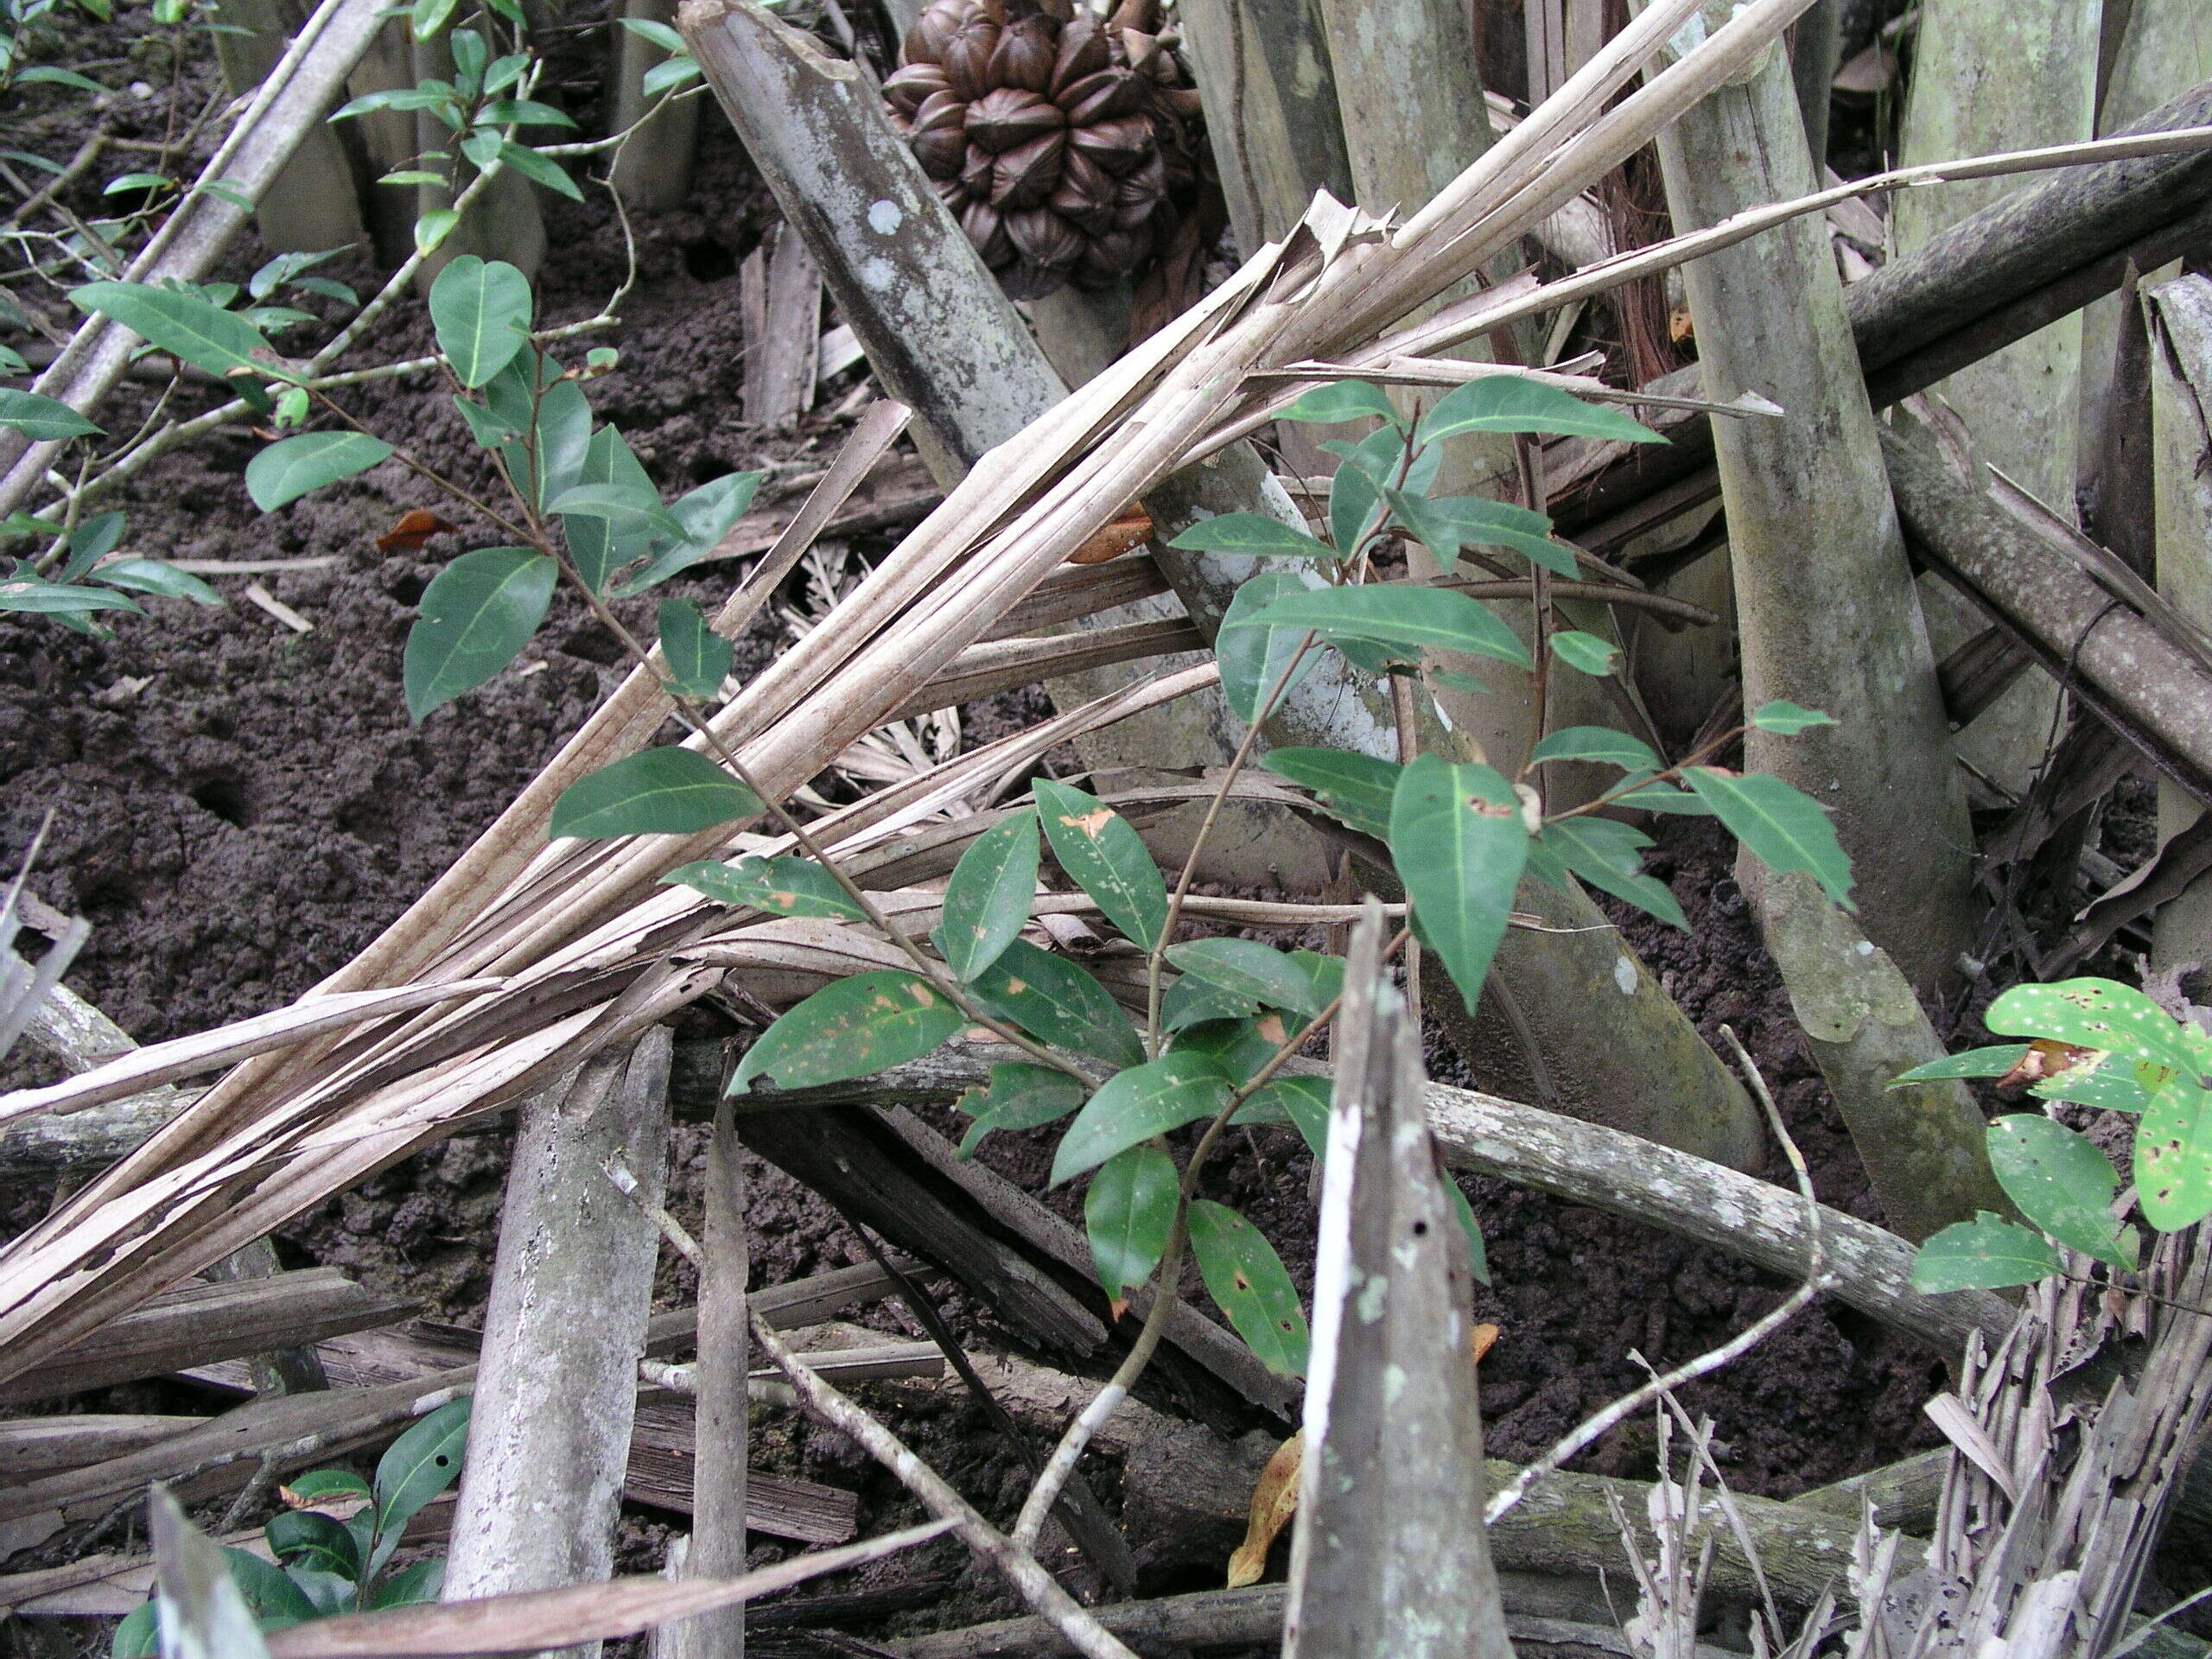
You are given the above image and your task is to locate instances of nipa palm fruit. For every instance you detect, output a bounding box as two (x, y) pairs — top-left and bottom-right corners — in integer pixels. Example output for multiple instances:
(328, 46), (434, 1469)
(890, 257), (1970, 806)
(883, 0), (1213, 302)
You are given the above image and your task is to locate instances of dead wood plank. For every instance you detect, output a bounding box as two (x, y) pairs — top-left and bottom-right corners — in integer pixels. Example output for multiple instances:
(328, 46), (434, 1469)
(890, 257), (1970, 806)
(0, 1414), (206, 1480)
(741, 224), (823, 429)
(0, 1268), (415, 1408)
(625, 1402), (857, 1543)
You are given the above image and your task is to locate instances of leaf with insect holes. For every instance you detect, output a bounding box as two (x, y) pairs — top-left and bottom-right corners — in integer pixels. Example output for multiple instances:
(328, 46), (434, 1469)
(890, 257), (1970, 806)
(1389, 756), (1529, 1007)
(1986, 1115), (2136, 1268)
(1984, 979), (2202, 1077)
(427, 255), (531, 389)
(1539, 817), (1687, 930)
(1233, 1074), (1330, 1158)
(934, 811), (1039, 982)
(1188, 1199), (1308, 1376)
(1260, 749), (1400, 839)
(404, 547), (556, 721)
(665, 856), (867, 921)
(732, 973), (965, 1094)
(1168, 513), (1338, 560)
(1239, 584), (1535, 668)
(1415, 376), (1664, 446)
(93, 560), (221, 606)
(1167, 938), (1326, 1017)
(549, 748), (762, 840)
(658, 598), (731, 701)
(1051, 1052), (1232, 1184)
(372, 1397), (470, 1554)
(1085, 1145), (1178, 1306)
(2033, 1058), (2153, 1114)
(70, 282), (298, 384)
(2136, 1075), (2212, 1230)
(1529, 726), (1660, 772)
(1910, 1211), (2063, 1292)
(1033, 779), (1168, 950)
(245, 432), (394, 512)
(1682, 767), (1853, 909)
(1549, 630), (1618, 676)
(1749, 700), (1836, 735)
(1890, 1044), (2033, 1086)
(1217, 572), (1322, 724)
(1281, 379), (1401, 427)
(970, 939), (1144, 1070)
(953, 1062), (1084, 1158)
(0, 389), (101, 442)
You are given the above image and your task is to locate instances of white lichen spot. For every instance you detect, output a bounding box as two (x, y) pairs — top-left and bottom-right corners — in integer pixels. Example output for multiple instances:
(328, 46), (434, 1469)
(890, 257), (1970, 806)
(1357, 1274), (1389, 1324)
(1383, 1363), (1408, 1407)
(1614, 955), (1639, 995)
(1855, 939), (1877, 956)
(859, 256), (896, 290)
(1293, 38), (1323, 97)
(867, 198), (903, 235)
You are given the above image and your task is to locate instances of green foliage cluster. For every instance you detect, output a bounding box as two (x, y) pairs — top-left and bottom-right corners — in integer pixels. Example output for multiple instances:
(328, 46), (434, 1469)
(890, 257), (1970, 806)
(1903, 981), (2212, 1294)
(111, 1399), (470, 1656)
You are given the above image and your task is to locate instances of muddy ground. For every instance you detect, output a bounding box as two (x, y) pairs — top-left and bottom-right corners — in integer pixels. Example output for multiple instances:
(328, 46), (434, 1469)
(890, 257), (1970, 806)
(0, 0), (2094, 1649)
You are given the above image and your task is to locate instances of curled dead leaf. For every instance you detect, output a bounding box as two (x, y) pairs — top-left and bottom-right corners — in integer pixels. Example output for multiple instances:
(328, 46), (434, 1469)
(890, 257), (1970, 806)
(1995, 1039), (2098, 1092)
(376, 510), (457, 554)
(1226, 1428), (1301, 1589)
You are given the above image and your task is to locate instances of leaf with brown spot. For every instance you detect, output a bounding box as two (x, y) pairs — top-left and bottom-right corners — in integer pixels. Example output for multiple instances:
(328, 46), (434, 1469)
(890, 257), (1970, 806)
(730, 971), (964, 1094)
(1033, 778), (1168, 950)
(664, 856), (869, 922)
(1187, 1199), (1307, 1376)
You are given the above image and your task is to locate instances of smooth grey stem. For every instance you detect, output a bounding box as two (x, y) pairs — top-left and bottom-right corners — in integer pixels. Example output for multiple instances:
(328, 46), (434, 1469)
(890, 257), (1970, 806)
(207, 0), (368, 254)
(609, 0), (702, 211)
(443, 1030), (673, 1659)
(681, 1096), (749, 1659)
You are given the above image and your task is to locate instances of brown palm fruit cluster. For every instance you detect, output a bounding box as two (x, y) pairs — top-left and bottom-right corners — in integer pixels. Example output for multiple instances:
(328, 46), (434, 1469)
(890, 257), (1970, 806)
(882, 0), (1214, 304)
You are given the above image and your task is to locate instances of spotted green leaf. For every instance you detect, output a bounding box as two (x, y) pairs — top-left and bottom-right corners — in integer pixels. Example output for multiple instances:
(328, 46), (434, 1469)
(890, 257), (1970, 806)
(1167, 938), (1325, 1016)
(665, 855), (866, 921)
(1233, 1073), (1330, 1158)
(970, 939), (1144, 1070)
(1986, 1114), (2136, 1269)
(1187, 1199), (1308, 1376)
(1033, 779), (1167, 950)
(954, 1062), (1085, 1158)
(1085, 1145), (1179, 1304)
(2136, 1075), (2212, 1231)
(1984, 979), (2201, 1077)
(1910, 1211), (2063, 1293)
(1389, 756), (1529, 1007)
(935, 811), (1039, 982)
(731, 972), (964, 1094)
(1891, 1044), (2032, 1085)
(1051, 1052), (1231, 1184)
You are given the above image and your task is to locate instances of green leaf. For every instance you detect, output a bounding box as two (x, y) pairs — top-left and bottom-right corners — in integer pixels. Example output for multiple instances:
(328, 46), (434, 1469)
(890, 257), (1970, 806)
(414, 207), (461, 256)
(1611, 777), (1714, 815)
(1330, 447), (1382, 559)
(1910, 1211), (2062, 1293)
(1446, 1182), (1491, 1285)
(953, 1062), (1084, 1157)
(1241, 583), (1535, 669)
(1281, 378), (1401, 426)
(450, 392), (518, 451)
(731, 972), (964, 1094)
(1168, 512), (1338, 560)
(970, 940), (1144, 1071)
(549, 748), (763, 840)
(245, 432), (394, 511)
(550, 480), (685, 547)
(611, 469), (764, 596)
(58, 510), (127, 580)
(403, 547), (555, 721)
(1160, 975), (1257, 1033)
(665, 855), (866, 920)
(2136, 1075), (2212, 1231)
(1233, 1073), (1330, 1158)
(411, 0), (461, 36)
(934, 811), (1039, 982)
(488, 363), (591, 512)
(367, 1560), (445, 1611)
(1389, 755), (1529, 1007)
(104, 171), (173, 196)
(1051, 1052), (1231, 1184)
(480, 98), (578, 128)
(380, 168), (451, 188)
(1682, 767), (1853, 909)
(1986, 1115), (2135, 1269)
(0, 575), (142, 616)
(639, 57), (702, 96)
(21, 65), (110, 93)
(111, 1600), (157, 1658)
(1085, 1146), (1179, 1304)
(1173, 1016), (1283, 1084)
(2033, 1061), (2155, 1114)
(264, 1511), (361, 1581)
(94, 559), (222, 606)
(658, 597), (731, 701)
(0, 388), (101, 441)
(1259, 748), (1400, 840)
(495, 141), (582, 202)
(373, 1398), (470, 1548)
(219, 1548), (319, 1630)
(1529, 726), (1660, 772)
(1983, 979), (2202, 1077)
(1217, 571), (1320, 724)
(338, 88), (454, 120)
(620, 15), (688, 50)
(1166, 938), (1325, 1017)
(1416, 377), (1664, 446)
(1890, 1044), (2032, 1085)
(1033, 779), (1169, 951)
(1549, 630), (1619, 676)
(71, 281), (295, 383)
(1186, 1199), (1307, 1376)
(1748, 700), (1836, 735)
(1422, 495), (1575, 575)
(428, 255), (531, 389)
(0, 345), (28, 375)
(1538, 816), (1687, 930)
(281, 1470), (372, 1504)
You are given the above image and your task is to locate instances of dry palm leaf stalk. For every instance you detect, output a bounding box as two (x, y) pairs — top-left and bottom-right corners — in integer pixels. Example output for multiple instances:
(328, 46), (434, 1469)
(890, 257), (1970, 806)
(0, 0), (1909, 1381)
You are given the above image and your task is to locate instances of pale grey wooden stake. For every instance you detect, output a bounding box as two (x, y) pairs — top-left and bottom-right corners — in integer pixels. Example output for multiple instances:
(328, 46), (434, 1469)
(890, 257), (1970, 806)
(1788, 0), (1840, 169)
(1895, 0), (2100, 796)
(443, 1028), (673, 1659)
(207, 0), (367, 256)
(340, 16), (423, 266)
(610, 0), (702, 212)
(2144, 276), (2212, 973)
(1647, 4), (1974, 990)
(677, 1096), (751, 1659)
(1284, 904), (1511, 1659)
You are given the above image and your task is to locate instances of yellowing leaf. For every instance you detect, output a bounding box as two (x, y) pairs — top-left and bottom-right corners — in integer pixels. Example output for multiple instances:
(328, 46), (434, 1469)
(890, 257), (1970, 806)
(1226, 1430), (1303, 1589)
